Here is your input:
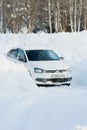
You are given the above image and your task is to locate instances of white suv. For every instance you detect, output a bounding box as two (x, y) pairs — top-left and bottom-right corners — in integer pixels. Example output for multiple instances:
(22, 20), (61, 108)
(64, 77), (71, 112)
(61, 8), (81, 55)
(7, 48), (72, 86)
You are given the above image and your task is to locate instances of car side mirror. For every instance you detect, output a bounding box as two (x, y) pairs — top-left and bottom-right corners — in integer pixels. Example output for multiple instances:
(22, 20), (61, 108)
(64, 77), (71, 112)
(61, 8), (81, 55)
(60, 57), (64, 60)
(17, 57), (26, 62)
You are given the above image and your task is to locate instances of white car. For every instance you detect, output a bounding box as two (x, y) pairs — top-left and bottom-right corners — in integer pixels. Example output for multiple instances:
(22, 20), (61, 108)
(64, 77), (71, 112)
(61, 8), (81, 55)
(7, 48), (72, 86)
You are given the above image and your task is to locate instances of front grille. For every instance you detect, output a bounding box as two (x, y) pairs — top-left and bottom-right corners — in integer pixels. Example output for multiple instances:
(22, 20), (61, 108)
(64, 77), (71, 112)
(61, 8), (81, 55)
(58, 70), (66, 73)
(36, 77), (72, 83)
(45, 70), (67, 73)
(45, 70), (56, 73)
(51, 77), (72, 82)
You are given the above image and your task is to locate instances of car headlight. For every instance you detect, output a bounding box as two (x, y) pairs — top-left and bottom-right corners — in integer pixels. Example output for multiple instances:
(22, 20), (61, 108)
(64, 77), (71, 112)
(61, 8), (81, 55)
(34, 68), (44, 73)
(68, 68), (72, 72)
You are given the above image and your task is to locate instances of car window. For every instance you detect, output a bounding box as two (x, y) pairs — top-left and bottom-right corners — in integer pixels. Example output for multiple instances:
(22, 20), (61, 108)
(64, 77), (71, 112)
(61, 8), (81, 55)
(17, 49), (27, 62)
(47, 50), (59, 60)
(26, 50), (60, 61)
(7, 49), (18, 59)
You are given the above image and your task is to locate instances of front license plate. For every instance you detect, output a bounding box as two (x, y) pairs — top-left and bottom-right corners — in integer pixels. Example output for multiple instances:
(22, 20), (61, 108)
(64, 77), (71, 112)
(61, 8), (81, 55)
(51, 74), (65, 78)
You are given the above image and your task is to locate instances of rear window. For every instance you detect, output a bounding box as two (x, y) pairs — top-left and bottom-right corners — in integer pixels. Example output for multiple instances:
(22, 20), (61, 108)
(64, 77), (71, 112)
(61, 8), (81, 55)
(7, 49), (18, 58)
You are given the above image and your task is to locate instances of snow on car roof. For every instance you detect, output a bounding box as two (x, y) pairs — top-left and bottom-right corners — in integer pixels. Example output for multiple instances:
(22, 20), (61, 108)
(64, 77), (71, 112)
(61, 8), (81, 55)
(7, 45), (51, 51)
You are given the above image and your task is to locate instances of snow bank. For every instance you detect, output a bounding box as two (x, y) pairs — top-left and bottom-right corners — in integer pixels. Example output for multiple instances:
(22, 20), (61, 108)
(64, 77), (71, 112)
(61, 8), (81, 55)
(0, 53), (46, 130)
(0, 32), (87, 130)
(0, 54), (42, 100)
(1, 32), (87, 87)
(74, 125), (87, 130)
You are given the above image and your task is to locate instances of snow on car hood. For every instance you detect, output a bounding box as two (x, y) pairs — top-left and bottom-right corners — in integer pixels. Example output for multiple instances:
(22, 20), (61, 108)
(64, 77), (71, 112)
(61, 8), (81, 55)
(27, 60), (69, 71)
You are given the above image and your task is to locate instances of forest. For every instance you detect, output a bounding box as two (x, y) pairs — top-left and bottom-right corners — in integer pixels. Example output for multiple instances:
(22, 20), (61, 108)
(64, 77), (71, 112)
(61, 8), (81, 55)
(0, 0), (87, 33)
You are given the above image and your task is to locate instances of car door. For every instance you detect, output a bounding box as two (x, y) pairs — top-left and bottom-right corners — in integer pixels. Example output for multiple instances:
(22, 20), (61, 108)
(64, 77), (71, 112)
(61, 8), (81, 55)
(17, 48), (32, 75)
(17, 48), (27, 63)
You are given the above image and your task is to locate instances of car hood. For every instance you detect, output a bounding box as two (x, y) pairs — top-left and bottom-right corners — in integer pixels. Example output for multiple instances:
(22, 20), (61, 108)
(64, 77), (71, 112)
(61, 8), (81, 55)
(27, 60), (69, 71)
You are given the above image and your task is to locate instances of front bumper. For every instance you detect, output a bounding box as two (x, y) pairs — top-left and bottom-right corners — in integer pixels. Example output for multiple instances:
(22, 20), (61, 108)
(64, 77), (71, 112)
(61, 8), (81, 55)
(36, 77), (72, 86)
(32, 70), (72, 86)
(36, 77), (72, 83)
(35, 76), (72, 86)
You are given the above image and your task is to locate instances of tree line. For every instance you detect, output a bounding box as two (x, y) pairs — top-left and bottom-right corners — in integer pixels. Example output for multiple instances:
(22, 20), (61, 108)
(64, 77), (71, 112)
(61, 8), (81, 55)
(0, 0), (87, 33)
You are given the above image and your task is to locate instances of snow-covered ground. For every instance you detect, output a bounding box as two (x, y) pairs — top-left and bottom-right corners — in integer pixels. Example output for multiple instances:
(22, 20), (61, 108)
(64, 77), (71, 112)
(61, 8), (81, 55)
(0, 31), (87, 130)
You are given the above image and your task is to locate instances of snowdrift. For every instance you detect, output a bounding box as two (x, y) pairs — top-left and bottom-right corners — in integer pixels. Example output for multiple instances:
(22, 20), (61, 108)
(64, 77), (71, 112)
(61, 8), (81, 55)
(0, 32), (87, 130)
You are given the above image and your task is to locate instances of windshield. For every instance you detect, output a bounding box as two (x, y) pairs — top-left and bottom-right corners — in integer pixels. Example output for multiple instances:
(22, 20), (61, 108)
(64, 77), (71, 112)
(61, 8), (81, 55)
(26, 50), (60, 61)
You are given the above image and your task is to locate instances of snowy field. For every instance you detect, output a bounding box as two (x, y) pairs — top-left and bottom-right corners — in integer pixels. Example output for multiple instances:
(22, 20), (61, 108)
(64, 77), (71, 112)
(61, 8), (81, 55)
(0, 31), (87, 130)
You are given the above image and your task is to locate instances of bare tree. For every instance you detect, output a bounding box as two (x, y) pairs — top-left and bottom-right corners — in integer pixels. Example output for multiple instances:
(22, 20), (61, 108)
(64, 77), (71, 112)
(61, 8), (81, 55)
(70, 0), (74, 32)
(54, 0), (60, 32)
(0, 0), (87, 33)
(0, 0), (3, 32)
(74, 0), (77, 32)
(82, 0), (87, 30)
(48, 0), (52, 33)
(78, 0), (82, 32)
(2, 0), (7, 33)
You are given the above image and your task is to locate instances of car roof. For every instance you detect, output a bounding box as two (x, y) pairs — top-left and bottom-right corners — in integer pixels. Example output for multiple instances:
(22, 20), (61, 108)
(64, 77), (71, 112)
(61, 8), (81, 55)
(23, 46), (50, 51)
(9, 46), (52, 51)
(20, 43), (53, 51)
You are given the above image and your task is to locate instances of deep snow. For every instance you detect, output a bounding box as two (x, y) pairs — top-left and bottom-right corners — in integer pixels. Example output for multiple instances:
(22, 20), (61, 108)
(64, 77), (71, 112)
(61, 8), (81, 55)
(0, 31), (87, 130)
